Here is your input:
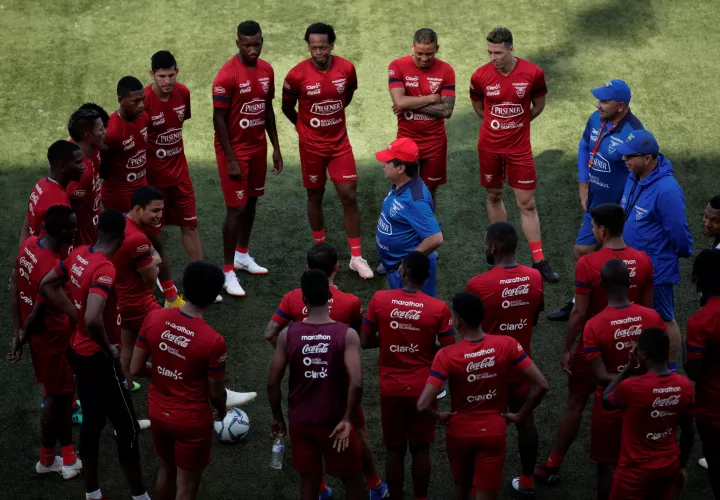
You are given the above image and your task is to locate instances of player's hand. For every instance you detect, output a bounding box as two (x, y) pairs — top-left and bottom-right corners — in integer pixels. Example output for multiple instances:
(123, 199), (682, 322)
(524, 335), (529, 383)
(430, 93), (442, 104)
(436, 411), (456, 427)
(501, 411), (526, 423)
(676, 468), (687, 493)
(579, 182), (589, 211)
(213, 408), (227, 422)
(7, 332), (24, 363)
(329, 419), (353, 452)
(627, 345), (640, 371)
(228, 159), (243, 181)
(105, 344), (120, 361)
(271, 149), (283, 175)
(561, 350), (573, 376)
(270, 418), (286, 438)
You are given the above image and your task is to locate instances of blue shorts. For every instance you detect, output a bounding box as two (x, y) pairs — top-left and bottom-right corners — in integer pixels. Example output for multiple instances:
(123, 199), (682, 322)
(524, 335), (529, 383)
(653, 284), (675, 321)
(387, 252), (437, 297)
(575, 211), (598, 246)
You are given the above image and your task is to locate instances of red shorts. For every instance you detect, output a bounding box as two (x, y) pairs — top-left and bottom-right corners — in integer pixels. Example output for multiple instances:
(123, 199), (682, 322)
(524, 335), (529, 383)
(568, 351), (596, 397)
(102, 193), (133, 214)
(156, 179), (198, 228)
(380, 395), (437, 447)
(290, 425), (362, 477)
(151, 417), (212, 471)
(120, 301), (161, 331)
(446, 432), (506, 492)
(590, 396), (622, 464)
(351, 404), (366, 429)
(418, 141), (448, 188)
(299, 140), (357, 189)
(478, 147), (537, 190)
(216, 145), (268, 207)
(610, 463), (680, 500)
(30, 347), (75, 395)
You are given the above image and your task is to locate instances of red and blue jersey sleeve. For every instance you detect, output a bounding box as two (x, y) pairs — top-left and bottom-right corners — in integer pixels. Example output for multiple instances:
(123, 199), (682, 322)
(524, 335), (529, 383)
(182, 84), (192, 121)
(686, 313), (708, 361)
(212, 67), (233, 109)
(267, 64), (276, 100)
(207, 334), (227, 379)
(125, 234), (154, 269)
(438, 303), (455, 346)
(408, 199), (441, 238)
(582, 319), (601, 361)
(511, 338), (532, 370)
(388, 59), (404, 90)
(469, 68), (484, 102)
(282, 67), (301, 101)
(135, 312), (153, 349)
(89, 261), (115, 299)
(532, 66), (548, 97)
(575, 256), (592, 295)
(271, 291), (294, 326)
(441, 63), (456, 97)
(606, 377), (633, 409)
(428, 347), (450, 388)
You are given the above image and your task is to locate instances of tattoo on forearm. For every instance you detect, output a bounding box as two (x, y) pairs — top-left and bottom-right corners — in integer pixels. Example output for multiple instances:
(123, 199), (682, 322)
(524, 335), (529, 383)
(418, 96), (456, 118)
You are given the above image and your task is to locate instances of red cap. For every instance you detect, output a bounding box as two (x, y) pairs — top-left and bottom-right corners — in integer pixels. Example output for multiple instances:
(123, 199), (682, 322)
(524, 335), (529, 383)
(375, 138), (419, 163)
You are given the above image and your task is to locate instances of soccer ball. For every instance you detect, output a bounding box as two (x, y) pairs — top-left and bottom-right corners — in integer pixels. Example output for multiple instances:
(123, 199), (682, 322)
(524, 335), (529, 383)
(213, 408), (250, 443)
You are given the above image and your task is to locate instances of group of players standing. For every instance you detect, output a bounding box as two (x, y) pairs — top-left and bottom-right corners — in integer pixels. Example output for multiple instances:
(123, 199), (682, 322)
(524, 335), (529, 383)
(7, 14), (720, 500)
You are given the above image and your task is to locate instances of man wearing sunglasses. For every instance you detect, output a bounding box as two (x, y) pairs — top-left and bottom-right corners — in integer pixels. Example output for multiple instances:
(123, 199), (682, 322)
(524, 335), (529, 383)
(618, 129), (693, 371)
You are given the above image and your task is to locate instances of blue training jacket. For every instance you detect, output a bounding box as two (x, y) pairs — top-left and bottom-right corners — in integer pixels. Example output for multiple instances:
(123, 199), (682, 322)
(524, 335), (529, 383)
(578, 110), (644, 209)
(620, 154), (693, 284)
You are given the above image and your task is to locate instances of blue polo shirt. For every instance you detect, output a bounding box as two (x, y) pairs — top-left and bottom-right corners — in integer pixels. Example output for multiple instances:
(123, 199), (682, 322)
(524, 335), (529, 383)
(376, 176), (441, 270)
(578, 110), (643, 209)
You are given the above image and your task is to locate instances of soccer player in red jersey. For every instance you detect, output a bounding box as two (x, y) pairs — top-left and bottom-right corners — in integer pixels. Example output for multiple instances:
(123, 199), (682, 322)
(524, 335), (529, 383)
(268, 269), (365, 500)
(20, 140), (84, 242)
(685, 249), (720, 496)
(145, 51), (203, 262)
(360, 251), (454, 500)
(213, 20), (283, 297)
(582, 259), (665, 499)
(536, 203), (654, 484)
(35, 209), (152, 500)
(417, 292), (548, 500)
(264, 243), (387, 499)
(67, 107), (107, 246)
(603, 328), (694, 500)
(387, 28), (455, 207)
(115, 186), (164, 390)
(469, 27), (557, 283)
(465, 222), (544, 495)
(8, 206), (81, 479)
(130, 261), (228, 500)
(282, 22), (374, 280)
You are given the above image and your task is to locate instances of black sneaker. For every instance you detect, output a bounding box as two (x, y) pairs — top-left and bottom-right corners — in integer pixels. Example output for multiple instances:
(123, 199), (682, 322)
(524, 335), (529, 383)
(376, 263), (387, 276)
(547, 300), (574, 322)
(533, 259), (560, 283)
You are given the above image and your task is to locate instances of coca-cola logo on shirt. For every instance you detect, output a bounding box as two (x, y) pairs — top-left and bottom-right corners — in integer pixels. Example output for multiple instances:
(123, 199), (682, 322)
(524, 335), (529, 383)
(614, 324), (642, 340)
(241, 98), (266, 115)
(161, 330), (191, 348)
(390, 308), (421, 320)
(466, 356), (496, 372)
(653, 395), (681, 408)
(310, 100), (343, 116)
(302, 343), (329, 354)
(501, 284), (529, 298)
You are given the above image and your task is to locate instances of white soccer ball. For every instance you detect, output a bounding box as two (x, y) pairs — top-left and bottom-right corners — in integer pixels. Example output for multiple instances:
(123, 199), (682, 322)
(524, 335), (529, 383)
(213, 408), (250, 443)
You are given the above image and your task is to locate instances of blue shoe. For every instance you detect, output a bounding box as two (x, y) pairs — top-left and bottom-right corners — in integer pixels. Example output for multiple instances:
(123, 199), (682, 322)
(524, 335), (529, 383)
(71, 405), (83, 425)
(369, 483), (389, 499)
(318, 486), (332, 500)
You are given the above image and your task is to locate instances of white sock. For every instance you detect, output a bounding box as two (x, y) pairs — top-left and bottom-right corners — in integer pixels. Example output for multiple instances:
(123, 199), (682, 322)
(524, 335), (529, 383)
(234, 250), (248, 261)
(86, 489), (102, 500)
(132, 493), (151, 500)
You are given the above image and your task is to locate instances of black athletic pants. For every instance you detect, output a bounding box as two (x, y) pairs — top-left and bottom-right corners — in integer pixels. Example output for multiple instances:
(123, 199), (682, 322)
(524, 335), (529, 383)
(697, 420), (720, 498)
(68, 349), (140, 462)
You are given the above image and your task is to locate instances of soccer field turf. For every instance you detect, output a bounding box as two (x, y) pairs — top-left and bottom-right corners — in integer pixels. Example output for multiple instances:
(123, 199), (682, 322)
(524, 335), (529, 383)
(1, 0), (719, 498)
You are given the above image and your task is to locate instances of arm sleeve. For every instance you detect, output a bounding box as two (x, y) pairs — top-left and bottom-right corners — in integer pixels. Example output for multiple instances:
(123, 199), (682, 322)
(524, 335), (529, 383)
(282, 69), (300, 100)
(408, 201), (442, 239)
(441, 65), (456, 97)
(270, 292), (293, 326)
(388, 60), (404, 89)
(578, 137), (591, 183)
(607, 378), (632, 409)
(207, 335), (228, 379)
(267, 65), (275, 100)
(427, 349), (449, 388)
(362, 294), (378, 331)
(469, 70), (484, 102)
(89, 262), (115, 299)
(685, 315), (707, 360)
(53, 257), (69, 278)
(532, 67), (548, 97)
(658, 184), (694, 258)
(184, 86), (192, 120)
(511, 338), (533, 370)
(126, 235), (154, 269)
(575, 257), (592, 295)
(212, 70), (233, 109)
(437, 303), (455, 345)
(136, 316), (151, 349)
(583, 321), (601, 360)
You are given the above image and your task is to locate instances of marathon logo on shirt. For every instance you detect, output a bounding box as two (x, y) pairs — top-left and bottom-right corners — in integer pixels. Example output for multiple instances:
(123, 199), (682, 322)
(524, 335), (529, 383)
(24, 247), (38, 264)
(123, 136), (136, 151)
(165, 321), (195, 337)
(238, 81), (252, 94)
(258, 77), (270, 95)
(653, 386), (681, 394)
(389, 199), (404, 217)
(240, 98), (266, 116)
(332, 78), (347, 95)
(512, 82), (529, 98)
(591, 153), (611, 172)
(173, 105), (186, 122)
(485, 84), (500, 96)
(405, 76), (419, 88)
(463, 347), (496, 359)
(301, 334), (331, 341)
(499, 276), (528, 285)
(427, 77), (442, 93)
(391, 299), (424, 308)
(156, 128), (183, 146)
(608, 137), (624, 155)
(377, 212), (392, 235)
(610, 316), (643, 326)
(151, 112), (165, 126)
(635, 206), (648, 221)
(126, 150), (147, 170)
(305, 82), (321, 95)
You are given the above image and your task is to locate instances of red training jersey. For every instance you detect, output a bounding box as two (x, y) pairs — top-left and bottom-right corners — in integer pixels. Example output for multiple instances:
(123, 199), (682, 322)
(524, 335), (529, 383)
(469, 58), (547, 153)
(428, 335), (532, 438)
(575, 246), (654, 318)
(144, 83), (191, 187)
(15, 237), (70, 355)
(212, 56), (274, 156)
(584, 304), (666, 398)
(363, 289), (455, 397)
(465, 265), (544, 356)
(686, 297), (720, 428)
(282, 56), (357, 153)
(113, 217), (157, 323)
(101, 111), (149, 201)
(271, 286), (363, 329)
(607, 372), (694, 472)
(388, 55), (455, 147)
(67, 148), (102, 246)
(58, 245), (119, 356)
(26, 177), (71, 238)
(136, 308), (227, 426)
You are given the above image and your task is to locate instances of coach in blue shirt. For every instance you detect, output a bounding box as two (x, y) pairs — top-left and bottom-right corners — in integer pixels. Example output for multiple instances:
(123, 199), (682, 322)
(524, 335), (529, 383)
(375, 138), (443, 296)
(549, 79), (644, 320)
(618, 129), (693, 365)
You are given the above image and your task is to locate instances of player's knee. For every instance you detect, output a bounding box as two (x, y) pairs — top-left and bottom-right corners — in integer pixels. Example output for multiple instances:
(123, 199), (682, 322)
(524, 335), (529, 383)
(408, 442), (429, 455)
(487, 189), (503, 204)
(517, 195), (536, 212)
(565, 392), (588, 414)
(307, 188), (325, 203)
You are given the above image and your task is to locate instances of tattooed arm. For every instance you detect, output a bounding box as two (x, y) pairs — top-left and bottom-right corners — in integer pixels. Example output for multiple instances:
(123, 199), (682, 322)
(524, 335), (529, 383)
(416, 95), (456, 119)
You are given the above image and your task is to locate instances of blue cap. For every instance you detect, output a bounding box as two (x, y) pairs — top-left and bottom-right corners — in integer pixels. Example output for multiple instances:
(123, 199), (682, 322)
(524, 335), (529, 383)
(591, 79), (631, 104)
(616, 130), (660, 156)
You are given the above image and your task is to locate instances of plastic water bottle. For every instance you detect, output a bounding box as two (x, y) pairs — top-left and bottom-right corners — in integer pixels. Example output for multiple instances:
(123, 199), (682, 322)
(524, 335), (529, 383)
(270, 436), (284, 469)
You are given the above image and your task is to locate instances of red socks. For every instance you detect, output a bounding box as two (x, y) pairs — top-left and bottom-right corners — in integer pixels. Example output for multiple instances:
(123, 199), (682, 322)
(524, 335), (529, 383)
(529, 240), (545, 262)
(235, 247), (248, 255)
(348, 237), (362, 257)
(223, 265), (234, 273)
(546, 450), (564, 468)
(61, 445), (77, 466)
(40, 446), (55, 466)
(318, 477), (328, 493)
(312, 229), (326, 244)
(365, 472), (382, 490)
(160, 280), (178, 301)
(519, 474), (534, 488)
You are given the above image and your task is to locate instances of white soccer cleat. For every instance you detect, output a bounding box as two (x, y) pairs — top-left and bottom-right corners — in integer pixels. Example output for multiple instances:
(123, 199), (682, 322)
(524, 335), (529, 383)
(699, 457), (709, 469)
(436, 389), (447, 400)
(226, 389), (257, 408)
(62, 458), (82, 480)
(36, 456), (63, 475)
(234, 254), (268, 275)
(214, 294), (223, 304)
(349, 256), (374, 279)
(138, 419), (151, 431)
(223, 272), (246, 297)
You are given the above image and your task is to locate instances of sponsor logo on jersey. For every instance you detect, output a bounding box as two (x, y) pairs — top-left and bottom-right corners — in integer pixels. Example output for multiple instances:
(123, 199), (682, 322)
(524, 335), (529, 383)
(126, 150), (147, 170)
(485, 83), (501, 96)
(24, 247), (38, 264)
(466, 356), (496, 372)
(614, 324), (642, 339)
(390, 343), (419, 353)
(391, 299), (424, 308)
(19, 291), (33, 305)
(513, 82), (529, 98)
(238, 81), (252, 94)
(467, 388), (497, 402)
(136, 244), (149, 253)
(635, 206), (648, 221)
(258, 77), (270, 95)
(173, 105), (186, 121)
(301, 334), (331, 341)
(500, 318), (527, 331)
(610, 316), (643, 326)
(305, 82), (321, 95)
(653, 386), (681, 394)
(464, 348), (496, 359)
(123, 135), (136, 151)
(97, 276), (113, 285)
(304, 367), (328, 379)
(157, 365), (183, 380)
(501, 284), (529, 298)
(241, 98), (266, 115)
(405, 75), (419, 88)
(499, 276), (529, 285)
(490, 103), (523, 118)
(302, 343), (329, 354)
(332, 78), (347, 94)
(377, 212), (392, 235)
(160, 330), (191, 348)
(502, 299), (529, 309)
(214, 86), (226, 94)
(591, 153), (611, 173)
(156, 128), (183, 146)
(310, 100), (343, 116)
(390, 309), (421, 320)
(427, 77), (442, 93)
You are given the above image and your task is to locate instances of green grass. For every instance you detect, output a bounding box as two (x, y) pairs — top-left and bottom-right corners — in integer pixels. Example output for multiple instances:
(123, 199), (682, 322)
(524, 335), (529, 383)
(1, 0), (719, 498)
